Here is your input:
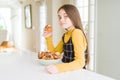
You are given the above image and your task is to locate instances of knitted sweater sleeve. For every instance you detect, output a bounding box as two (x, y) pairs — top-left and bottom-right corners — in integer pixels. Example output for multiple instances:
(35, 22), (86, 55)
(45, 36), (64, 53)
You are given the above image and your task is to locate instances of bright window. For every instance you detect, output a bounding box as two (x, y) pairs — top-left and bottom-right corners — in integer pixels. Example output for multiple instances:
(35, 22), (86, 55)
(72, 0), (95, 71)
(39, 3), (47, 52)
(0, 8), (11, 32)
(0, 8), (11, 41)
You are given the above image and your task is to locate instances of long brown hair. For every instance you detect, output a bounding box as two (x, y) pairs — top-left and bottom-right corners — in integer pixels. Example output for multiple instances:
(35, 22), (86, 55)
(58, 4), (90, 67)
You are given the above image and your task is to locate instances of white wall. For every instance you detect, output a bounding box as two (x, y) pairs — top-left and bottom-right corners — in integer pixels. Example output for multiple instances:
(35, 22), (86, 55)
(96, 0), (120, 79)
(20, 0), (38, 52)
(52, 0), (64, 46)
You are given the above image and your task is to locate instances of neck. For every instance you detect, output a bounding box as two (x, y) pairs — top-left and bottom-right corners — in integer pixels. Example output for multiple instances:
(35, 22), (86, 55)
(65, 26), (75, 31)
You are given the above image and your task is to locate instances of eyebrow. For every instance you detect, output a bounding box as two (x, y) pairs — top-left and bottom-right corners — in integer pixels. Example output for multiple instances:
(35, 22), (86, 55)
(58, 13), (67, 16)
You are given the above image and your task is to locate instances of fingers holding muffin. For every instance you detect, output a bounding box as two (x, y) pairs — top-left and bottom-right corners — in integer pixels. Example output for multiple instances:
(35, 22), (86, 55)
(43, 24), (52, 38)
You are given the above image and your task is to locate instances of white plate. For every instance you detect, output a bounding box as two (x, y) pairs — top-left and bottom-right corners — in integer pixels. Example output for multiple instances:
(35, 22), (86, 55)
(37, 59), (61, 66)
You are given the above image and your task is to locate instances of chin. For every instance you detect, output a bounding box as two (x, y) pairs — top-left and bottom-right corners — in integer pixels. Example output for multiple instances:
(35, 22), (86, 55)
(62, 26), (67, 29)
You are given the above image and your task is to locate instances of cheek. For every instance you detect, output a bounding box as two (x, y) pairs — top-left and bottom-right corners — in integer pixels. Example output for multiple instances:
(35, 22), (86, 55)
(58, 19), (73, 28)
(66, 19), (73, 26)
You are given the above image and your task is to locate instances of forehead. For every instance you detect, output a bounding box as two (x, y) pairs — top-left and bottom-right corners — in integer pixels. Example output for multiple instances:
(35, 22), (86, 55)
(58, 9), (67, 15)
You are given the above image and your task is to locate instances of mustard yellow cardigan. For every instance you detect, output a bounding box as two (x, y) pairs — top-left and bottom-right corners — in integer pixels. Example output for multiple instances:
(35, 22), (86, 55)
(45, 29), (87, 73)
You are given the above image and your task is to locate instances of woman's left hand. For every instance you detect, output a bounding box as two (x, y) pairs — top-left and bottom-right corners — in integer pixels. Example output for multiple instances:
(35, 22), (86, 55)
(45, 65), (58, 74)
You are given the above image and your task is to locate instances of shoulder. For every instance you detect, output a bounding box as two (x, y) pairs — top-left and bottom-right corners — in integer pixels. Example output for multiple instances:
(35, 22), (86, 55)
(72, 29), (84, 36)
(72, 29), (87, 46)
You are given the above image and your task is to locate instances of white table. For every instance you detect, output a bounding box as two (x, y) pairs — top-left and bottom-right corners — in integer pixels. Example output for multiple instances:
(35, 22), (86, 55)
(0, 50), (115, 80)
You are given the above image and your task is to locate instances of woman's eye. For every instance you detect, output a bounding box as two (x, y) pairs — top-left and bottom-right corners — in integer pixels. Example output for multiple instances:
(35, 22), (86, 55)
(58, 14), (68, 20)
(63, 14), (69, 18)
(58, 16), (61, 20)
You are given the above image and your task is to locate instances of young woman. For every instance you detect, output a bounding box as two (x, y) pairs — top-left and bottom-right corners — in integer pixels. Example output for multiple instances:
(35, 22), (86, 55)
(43, 4), (90, 74)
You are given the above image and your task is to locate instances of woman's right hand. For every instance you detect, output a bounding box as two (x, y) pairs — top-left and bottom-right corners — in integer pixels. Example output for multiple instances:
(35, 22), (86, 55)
(43, 25), (52, 38)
